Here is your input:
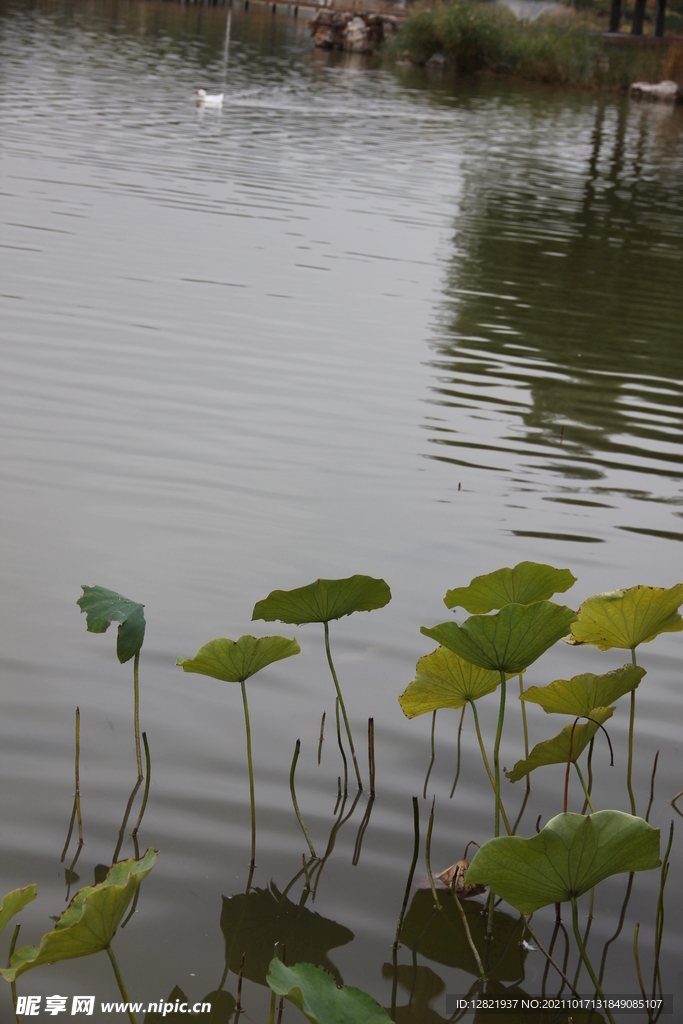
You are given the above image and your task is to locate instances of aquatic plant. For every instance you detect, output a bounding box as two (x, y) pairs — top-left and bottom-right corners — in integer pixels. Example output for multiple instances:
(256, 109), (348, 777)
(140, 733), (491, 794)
(253, 575), (391, 790)
(1, 852), (156, 1024)
(77, 586), (146, 779)
(568, 584), (683, 813)
(177, 634), (300, 876)
(266, 959), (391, 1023)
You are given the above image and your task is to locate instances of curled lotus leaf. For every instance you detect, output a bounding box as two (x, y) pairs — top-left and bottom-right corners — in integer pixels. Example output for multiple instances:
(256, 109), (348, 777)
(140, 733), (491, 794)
(421, 602), (577, 676)
(0, 885), (37, 938)
(399, 647), (501, 719)
(252, 575), (391, 625)
(0, 850), (157, 982)
(176, 635), (300, 683)
(568, 584), (683, 651)
(77, 585), (146, 664)
(445, 562), (576, 613)
(522, 664), (645, 717)
(465, 810), (660, 914)
(266, 960), (391, 1024)
(505, 706), (614, 783)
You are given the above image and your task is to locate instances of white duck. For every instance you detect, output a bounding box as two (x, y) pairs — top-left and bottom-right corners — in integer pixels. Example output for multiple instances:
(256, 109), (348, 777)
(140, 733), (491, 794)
(195, 89), (224, 108)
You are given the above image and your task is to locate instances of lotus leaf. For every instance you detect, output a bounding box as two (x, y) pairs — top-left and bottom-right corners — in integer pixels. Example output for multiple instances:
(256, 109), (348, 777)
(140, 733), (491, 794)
(0, 885), (36, 938)
(465, 811), (660, 914)
(77, 585), (146, 664)
(522, 664), (645, 717)
(0, 849), (157, 981)
(421, 602), (577, 675)
(445, 562), (576, 613)
(219, 883), (353, 985)
(506, 706), (614, 783)
(266, 960), (391, 1024)
(400, 889), (525, 981)
(399, 647), (501, 719)
(252, 575), (391, 625)
(569, 584), (683, 651)
(176, 634), (300, 683)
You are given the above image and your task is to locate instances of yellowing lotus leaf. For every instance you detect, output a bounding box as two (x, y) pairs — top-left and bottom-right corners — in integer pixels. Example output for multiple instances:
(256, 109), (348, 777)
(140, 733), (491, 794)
(399, 646), (501, 718)
(445, 562), (576, 613)
(177, 635), (300, 683)
(569, 584), (683, 651)
(522, 664), (645, 717)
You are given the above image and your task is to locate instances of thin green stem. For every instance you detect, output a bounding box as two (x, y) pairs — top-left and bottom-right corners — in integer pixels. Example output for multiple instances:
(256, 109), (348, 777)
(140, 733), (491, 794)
(290, 739), (317, 859)
(570, 896), (615, 1024)
(652, 820), (673, 999)
(493, 672), (507, 838)
(452, 881), (486, 983)
(627, 648), (637, 815)
(393, 797), (420, 951)
(240, 679), (256, 871)
(423, 711), (437, 800)
(633, 923), (652, 1024)
(324, 621), (362, 790)
(581, 738), (595, 815)
(524, 919), (580, 997)
(519, 674), (530, 794)
(9, 923), (20, 1023)
(133, 651), (142, 781)
(107, 946), (138, 1024)
(75, 707), (83, 844)
(450, 705), (466, 799)
(335, 697), (348, 794)
(470, 700), (511, 835)
(132, 732), (151, 837)
(425, 796), (440, 910)
(574, 762), (595, 813)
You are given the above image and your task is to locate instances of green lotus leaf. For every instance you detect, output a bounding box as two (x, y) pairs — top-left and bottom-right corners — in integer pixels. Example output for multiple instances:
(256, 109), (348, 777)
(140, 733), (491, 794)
(220, 883), (353, 986)
(522, 664), (645, 717)
(266, 960), (391, 1024)
(569, 584), (683, 651)
(252, 575), (391, 625)
(421, 602), (577, 675)
(399, 647), (501, 718)
(0, 850), (157, 982)
(445, 562), (576, 613)
(0, 885), (37, 938)
(465, 810), (660, 914)
(505, 706), (614, 783)
(176, 635), (300, 683)
(77, 585), (146, 664)
(399, 890), (525, 981)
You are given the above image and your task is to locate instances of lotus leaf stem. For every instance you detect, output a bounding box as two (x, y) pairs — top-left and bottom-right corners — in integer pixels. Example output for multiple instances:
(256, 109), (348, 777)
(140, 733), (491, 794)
(450, 705), (466, 799)
(425, 796), (440, 910)
(423, 711), (436, 800)
(107, 946), (138, 1024)
(335, 697), (348, 795)
(133, 650), (143, 781)
(324, 621), (362, 790)
(523, 919), (579, 997)
(9, 923), (20, 1022)
(113, 778), (142, 863)
(452, 881), (486, 983)
(574, 762), (595, 814)
(317, 711), (325, 766)
(653, 820), (673, 999)
(493, 672), (507, 839)
(393, 796), (420, 952)
(599, 872), (633, 984)
(132, 732), (151, 837)
(646, 750), (659, 824)
(519, 674), (530, 794)
(627, 647), (637, 815)
(469, 699), (511, 834)
(290, 739), (317, 859)
(581, 738), (595, 815)
(240, 679), (257, 873)
(75, 707), (83, 844)
(236, 952), (245, 1011)
(368, 717), (376, 797)
(570, 896), (615, 1024)
(573, 887), (594, 989)
(633, 924), (650, 1017)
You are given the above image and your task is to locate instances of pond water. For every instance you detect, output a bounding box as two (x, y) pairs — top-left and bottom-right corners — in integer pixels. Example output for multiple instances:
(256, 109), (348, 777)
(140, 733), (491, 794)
(1, 0), (683, 1019)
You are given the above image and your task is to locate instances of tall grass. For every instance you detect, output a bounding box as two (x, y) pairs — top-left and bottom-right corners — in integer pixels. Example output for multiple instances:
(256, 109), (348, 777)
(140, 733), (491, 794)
(388, 2), (674, 88)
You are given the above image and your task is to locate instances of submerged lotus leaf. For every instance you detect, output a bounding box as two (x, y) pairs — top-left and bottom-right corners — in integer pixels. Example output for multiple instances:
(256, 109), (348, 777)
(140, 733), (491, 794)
(522, 664), (645, 717)
(400, 889), (525, 981)
(0, 850), (157, 982)
(220, 883), (353, 986)
(266, 960), (391, 1024)
(445, 562), (576, 613)
(77, 585), (146, 664)
(252, 575), (391, 625)
(465, 811), (660, 914)
(505, 706), (614, 783)
(0, 885), (36, 938)
(569, 584), (683, 651)
(176, 635), (300, 683)
(421, 602), (577, 675)
(399, 646), (501, 718)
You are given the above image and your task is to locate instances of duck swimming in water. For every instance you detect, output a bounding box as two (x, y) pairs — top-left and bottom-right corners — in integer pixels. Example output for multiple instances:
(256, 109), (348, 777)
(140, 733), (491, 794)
(195, 89), (224, 107)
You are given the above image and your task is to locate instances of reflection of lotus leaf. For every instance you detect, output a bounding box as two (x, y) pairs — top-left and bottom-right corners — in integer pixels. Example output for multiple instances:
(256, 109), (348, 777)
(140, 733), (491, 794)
(220, 883), (353, 986)
(400, 890), (525, 981)
(381, 963), (449, 1023)
(144, 986), (236, 1023)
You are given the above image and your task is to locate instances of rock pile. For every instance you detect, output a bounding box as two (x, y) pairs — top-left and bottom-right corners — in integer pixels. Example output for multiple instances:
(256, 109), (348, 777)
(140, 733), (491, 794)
(309, 9), (399, 52)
